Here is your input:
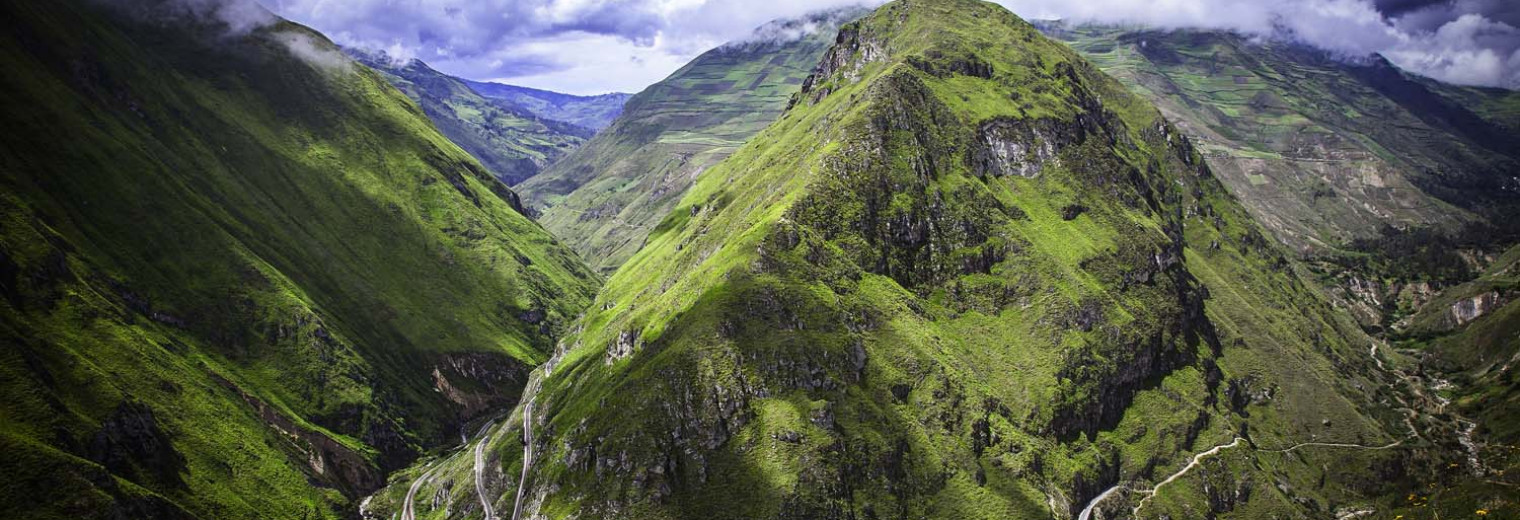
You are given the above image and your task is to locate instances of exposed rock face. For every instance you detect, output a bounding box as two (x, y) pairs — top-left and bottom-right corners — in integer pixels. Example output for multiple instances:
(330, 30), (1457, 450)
(216, 376), (384, 497)
(1452, 291), (1505, 326)
(88, 402), (187, 489)
(971, 117), (1088, 178)
(1331, 275), (1440, 330)
(796, 20), (887, 106)
(606, 329), (640, 364)
(430, 352), (531, 420)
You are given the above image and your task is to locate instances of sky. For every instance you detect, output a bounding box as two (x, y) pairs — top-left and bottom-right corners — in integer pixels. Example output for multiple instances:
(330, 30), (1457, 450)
(261, 0), (1520, 95)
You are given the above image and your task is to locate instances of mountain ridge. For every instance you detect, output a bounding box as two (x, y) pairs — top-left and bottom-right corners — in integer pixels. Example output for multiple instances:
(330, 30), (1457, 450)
(364, 1), (1467, 518)
(348, 50), (595, 185)
(463, 79), (632, 132)
(0, 1), (598, 517)
(515, 7), (865, 274)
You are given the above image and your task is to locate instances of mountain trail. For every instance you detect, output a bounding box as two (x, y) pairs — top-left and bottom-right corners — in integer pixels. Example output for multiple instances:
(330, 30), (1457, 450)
(401, 464), (436, 520)
(1128, 437), (1245, 517)
(474, 420), (499, 520)
(1078, 341), (1442, 519)
(511, 336), (574, 520)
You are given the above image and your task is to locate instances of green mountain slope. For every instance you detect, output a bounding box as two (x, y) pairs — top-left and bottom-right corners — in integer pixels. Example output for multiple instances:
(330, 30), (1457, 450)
(514, 9), (863, 274)
(350, 52), (592, 186)
(1424, 80), (1520, 134)
(369, 1), (1479, 519)
(463, 80), (631, 132)
(0, 1), (597, 518)
(1037, 30), (1520, 508)
(1043, 25), (1520, 254)
(1039, 21), (1520, 516)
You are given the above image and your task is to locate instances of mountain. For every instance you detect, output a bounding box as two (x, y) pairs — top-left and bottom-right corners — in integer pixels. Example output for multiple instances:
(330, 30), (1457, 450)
(463, 80), (631, 132)
(1041, 24), (1520, 253)
(1423, 80), (1520, 134)
(514, 9), (864, 274)
(0, 1), (597, 518)
(1039, 24), (1520, 333)
(349, 51), (592, 186)
(364, 1), (1475, 518)
(1040, 22), (1520, 516)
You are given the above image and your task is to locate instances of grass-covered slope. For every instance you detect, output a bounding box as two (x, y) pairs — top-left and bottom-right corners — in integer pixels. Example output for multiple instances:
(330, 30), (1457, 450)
(1407, 243), (1520, 443)
(457, 1), (1464, 518)
(1042, 25), (1520, 255)
(514, 9), (862, 274)
(350, 52), (592, 186)
(1041, 24), (1520, 342)
(463, 80), (631, 132)
(0, 1), (597, 518)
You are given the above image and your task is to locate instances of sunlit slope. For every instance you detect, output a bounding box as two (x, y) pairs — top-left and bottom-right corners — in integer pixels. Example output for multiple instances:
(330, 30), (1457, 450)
(0, 1), (597, 518)
(515, 9), (862, 274)
(491, 1), (1454, 518)
(1044, 25), (1520, 252)
(352, 51), (593, 185)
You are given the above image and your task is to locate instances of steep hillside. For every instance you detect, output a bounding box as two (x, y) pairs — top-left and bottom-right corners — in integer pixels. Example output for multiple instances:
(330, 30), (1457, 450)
(1041, 24), (1520, 334)
(515, 9), (863, 273)
(1424, 81), (1520, 134)
(368, 1), (1479, 519)
(0, 1), (597, 518)
(464, 80), (631, 132)
(350, 52), (591, 185)
(1044, 25), (1519, 252)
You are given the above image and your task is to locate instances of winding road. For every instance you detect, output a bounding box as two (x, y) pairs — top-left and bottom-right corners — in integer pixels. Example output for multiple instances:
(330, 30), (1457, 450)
(400, 464), (435, 520)
(1076, 483), (1127, 520)
(474, 420), (499, 520)
(510, 399), (537, 520)
(1078, 341), (1442, 519)
(1129, 437), (1245, 517)
(511, 341), (570, 520)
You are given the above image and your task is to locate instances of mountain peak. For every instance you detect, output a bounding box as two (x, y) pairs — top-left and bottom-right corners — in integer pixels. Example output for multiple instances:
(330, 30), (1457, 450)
(494, 1), (1417, 518)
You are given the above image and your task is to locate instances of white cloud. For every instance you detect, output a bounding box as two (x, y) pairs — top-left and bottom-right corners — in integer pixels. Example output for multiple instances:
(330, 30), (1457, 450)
(480, 32), (698, 94)
(274, 30), (355, 73)
(262, 0), (1520, 93)
(990, 0), (1520, 88)
(266, 0), (877, 95)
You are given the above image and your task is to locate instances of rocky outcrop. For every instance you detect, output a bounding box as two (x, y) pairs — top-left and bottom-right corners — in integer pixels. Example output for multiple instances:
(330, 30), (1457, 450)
(606, 329), (640, 364)
(430, 352), (531, 420)
(1452, 291), (1505, 326)
(970, 116), (1088, 178)
(88, 402), (187, 489)
(795, 20), (887, 106)
(214, 376), (384, 498)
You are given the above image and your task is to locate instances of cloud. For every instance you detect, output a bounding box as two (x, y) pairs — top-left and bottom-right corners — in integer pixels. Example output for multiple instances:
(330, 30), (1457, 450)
(1384, 14), (1520, 87)
(273, 30), (355, 73)
(723, 7), (869, 49)
(99, 0), (356, 74)
(266, 0), (879, 94)
(991, 0), (1520, 89)
(262, 0), (1519, 93)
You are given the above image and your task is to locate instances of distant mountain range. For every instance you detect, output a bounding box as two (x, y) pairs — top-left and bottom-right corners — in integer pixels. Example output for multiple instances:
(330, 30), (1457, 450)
(462, 80), (632, 132)
(514, 8), (865, 273)
(347, 50), (626, 185)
